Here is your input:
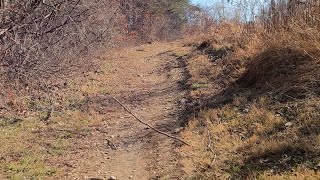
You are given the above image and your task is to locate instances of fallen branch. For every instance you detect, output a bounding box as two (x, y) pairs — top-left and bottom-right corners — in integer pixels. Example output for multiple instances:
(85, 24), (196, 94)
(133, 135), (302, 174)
(112, 97), (190, 146)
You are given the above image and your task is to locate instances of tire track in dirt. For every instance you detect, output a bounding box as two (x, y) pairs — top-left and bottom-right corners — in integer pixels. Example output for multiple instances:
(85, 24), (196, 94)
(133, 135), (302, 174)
(62, 42), (190, 179)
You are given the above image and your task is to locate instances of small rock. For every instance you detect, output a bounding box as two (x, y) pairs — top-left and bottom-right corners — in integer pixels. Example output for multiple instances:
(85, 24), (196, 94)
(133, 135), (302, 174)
(285, 122), (293, 127)
(174, 127), (183, 133)
(243, 108), (249, 113)
(128, 176), (133, 179)
(108, 176), (117, 180)
(180, 98), (188, 104)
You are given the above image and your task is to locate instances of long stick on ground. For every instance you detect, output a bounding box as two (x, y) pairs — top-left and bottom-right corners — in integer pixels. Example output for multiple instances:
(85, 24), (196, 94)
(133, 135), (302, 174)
(112, 97), (190, 146)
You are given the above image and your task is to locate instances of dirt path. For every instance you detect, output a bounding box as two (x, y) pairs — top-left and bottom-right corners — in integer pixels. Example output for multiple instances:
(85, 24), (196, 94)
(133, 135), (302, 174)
(62, 41), (190, 179)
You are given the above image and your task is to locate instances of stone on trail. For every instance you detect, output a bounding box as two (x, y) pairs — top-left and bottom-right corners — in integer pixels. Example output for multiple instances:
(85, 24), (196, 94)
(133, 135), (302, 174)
(108, 176), (117, 180)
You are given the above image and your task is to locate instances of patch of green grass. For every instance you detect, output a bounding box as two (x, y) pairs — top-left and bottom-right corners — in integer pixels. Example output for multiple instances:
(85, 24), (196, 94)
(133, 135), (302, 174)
(47, 139), (68, 156)
(59, 131), (73, 139)
(4, 154), (56, 180)
(0, 118), (23, 127)
(160, 175), (173, 180)
(173, 51), (188, 57)
(0, 54), (117, 179)
(0, 116), (71, 179)
(191, 83), (208, 89)
(104, 62), (113, 72)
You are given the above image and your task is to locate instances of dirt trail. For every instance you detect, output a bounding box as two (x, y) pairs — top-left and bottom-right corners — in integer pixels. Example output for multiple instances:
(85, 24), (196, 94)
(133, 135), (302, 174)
(62, 41), (190, 179)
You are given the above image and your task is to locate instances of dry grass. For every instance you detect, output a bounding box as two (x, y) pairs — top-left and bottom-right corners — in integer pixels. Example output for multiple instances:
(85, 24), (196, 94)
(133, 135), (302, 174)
(0, 56), (113, 179)
(180, 17), (320, 179)
(181, 97), (320, 179)
(238, 27), (320, 100)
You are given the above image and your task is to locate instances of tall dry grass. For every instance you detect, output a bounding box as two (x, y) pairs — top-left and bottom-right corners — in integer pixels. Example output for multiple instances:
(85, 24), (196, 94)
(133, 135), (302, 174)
(237, 0), (320, 99)
(181, 1), (320, 179)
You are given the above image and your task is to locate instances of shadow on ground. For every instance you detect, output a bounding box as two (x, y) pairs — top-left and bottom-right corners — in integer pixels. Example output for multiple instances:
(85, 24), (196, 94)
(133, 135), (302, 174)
(180, 44), (320, 179)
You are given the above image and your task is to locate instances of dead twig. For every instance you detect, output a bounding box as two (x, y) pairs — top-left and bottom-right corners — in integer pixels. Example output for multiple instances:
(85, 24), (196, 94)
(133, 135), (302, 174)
(112, 97), (190, 146)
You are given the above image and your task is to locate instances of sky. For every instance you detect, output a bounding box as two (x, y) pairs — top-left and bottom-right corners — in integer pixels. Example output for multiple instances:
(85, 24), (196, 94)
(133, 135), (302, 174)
(189, 0), (268, 21)
(190, 0), (213, 6)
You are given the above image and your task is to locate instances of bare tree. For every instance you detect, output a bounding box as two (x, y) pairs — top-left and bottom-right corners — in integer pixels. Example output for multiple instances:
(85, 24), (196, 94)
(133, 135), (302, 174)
(0, 0), (191, 92)
(0, 0), (119, 89)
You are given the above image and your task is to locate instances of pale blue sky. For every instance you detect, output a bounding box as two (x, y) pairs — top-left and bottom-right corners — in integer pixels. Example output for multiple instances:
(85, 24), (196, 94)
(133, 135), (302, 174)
(190, 0), (213, 6)
(189, 0), (268, 21)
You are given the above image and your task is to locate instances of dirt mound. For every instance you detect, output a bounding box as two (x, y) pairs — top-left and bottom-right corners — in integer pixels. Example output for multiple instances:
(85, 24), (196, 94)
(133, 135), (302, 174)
(237, 47), (320, 100)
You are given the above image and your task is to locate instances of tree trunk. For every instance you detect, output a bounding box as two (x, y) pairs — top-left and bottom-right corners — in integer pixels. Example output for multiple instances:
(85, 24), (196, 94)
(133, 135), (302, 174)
(0, 0), (4, 9)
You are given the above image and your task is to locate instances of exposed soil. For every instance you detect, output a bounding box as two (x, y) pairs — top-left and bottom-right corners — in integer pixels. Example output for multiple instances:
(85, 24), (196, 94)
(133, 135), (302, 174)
(59, 41), (191, 179)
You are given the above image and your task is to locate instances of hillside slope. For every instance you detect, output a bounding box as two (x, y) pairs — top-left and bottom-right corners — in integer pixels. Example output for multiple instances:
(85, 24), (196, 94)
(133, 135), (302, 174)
(179, 32), (320, 179)
(0, 36), (319, 179)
